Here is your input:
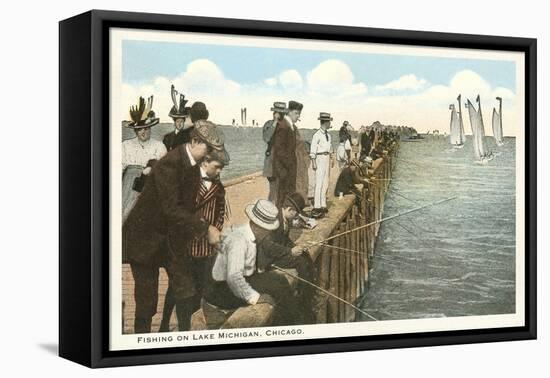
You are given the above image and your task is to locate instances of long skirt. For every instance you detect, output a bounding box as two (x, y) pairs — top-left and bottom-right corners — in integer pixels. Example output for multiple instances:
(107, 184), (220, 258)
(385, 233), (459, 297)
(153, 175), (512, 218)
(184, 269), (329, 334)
(122, 165), (143, 223)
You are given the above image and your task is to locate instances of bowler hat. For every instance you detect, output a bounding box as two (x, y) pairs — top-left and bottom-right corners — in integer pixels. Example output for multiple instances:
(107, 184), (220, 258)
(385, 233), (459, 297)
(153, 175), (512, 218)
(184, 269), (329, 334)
(245, 199), (280, 230)
(283, 192), (306, 215)
(288, 100), (303, 112)
(190, 101), (209, 122)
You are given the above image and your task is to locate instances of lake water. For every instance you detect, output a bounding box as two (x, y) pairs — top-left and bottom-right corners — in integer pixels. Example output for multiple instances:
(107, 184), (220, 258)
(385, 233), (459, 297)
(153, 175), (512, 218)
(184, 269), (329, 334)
(359, 135), (516, 319)
(122, 123), (341, 180)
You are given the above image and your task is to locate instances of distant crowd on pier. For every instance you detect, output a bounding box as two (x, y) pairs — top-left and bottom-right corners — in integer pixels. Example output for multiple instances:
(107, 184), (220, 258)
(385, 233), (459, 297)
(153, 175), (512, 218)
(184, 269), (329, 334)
(121, 85), (408, 333)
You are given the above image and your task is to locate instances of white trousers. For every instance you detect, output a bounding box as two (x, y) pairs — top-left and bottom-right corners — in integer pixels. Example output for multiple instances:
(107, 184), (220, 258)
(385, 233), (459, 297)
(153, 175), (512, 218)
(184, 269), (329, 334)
(313, 154), (330, 209)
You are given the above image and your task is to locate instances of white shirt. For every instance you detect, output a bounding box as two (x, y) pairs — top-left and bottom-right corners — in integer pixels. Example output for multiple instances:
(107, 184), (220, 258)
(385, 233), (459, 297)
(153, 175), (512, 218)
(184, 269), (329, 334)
(310, 128), (332, 159)
(211, 223), (260, 305)
(284, 115), (294, 128)
(344, 139), (351, 151)
(336, 142), (347, 162)
(186, 144), (197, 166)
(121, 137), (167, 170)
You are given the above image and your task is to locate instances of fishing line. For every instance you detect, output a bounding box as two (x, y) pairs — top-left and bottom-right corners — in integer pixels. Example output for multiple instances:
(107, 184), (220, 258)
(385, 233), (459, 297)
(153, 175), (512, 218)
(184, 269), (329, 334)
(308, 197), (457, 247)
(271, 264), (378, 321)
(318, 243), (422, 270)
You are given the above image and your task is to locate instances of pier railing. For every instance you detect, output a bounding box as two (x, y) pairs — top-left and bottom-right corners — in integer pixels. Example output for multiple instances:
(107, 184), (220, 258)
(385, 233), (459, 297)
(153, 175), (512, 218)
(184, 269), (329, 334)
(296, 143), (398, 323)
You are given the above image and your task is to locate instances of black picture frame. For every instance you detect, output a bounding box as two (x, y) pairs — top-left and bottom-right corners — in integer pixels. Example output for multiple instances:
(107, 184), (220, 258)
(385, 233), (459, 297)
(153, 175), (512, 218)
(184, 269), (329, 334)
(59, 9), (537, 368)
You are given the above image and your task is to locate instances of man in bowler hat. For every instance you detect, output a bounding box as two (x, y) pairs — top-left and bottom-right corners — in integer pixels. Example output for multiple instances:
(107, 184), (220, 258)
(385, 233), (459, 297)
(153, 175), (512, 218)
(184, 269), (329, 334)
(262, 102), (288, 204)
(271, 100), (301, 208)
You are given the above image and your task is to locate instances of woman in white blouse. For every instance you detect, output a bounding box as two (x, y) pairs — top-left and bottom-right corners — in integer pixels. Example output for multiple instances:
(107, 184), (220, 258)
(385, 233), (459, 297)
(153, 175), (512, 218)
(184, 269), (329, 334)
(122, 96), (167, 222)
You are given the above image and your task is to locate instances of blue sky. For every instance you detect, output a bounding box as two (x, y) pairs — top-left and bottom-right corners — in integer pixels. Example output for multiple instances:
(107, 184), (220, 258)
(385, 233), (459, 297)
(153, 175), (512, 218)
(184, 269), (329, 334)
(122, 40), (516, 89)
(119, 39), (520, 135)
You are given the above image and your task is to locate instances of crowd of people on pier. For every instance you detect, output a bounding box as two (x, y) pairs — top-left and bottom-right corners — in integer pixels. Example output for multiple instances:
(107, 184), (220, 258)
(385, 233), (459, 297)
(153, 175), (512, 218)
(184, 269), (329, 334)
(121, 85), (405, 333)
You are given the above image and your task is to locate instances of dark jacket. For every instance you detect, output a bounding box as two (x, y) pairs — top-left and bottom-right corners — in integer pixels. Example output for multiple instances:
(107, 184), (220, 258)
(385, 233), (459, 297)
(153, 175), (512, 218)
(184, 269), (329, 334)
(360, 132), (371, 158)
(334, 167), (363, 197)
(271, 118), (297, 207)
(256, 213), (294, 271)
(123, 144), (209, 265)
(163, 128), (192, 152)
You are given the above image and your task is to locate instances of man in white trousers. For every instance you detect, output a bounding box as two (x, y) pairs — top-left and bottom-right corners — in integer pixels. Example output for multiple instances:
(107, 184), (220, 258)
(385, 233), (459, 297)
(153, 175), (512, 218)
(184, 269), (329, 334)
(309, 112), (333, 219)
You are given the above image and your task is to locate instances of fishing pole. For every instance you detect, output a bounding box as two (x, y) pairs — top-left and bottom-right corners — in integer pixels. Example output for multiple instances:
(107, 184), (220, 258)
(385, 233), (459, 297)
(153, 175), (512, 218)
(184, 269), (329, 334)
(270, 264), (379, 321)
(308, 196), (457, 247)
(319, 243), (366, 256)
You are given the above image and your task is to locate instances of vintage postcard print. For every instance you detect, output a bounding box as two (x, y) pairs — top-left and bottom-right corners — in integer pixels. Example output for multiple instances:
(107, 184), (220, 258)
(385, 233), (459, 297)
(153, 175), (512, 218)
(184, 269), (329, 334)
(109, 27), (525, 351)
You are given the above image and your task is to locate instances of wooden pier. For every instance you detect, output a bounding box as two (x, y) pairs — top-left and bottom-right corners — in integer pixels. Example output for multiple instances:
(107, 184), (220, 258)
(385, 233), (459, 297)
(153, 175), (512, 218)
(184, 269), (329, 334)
(121, 142), (399, 332)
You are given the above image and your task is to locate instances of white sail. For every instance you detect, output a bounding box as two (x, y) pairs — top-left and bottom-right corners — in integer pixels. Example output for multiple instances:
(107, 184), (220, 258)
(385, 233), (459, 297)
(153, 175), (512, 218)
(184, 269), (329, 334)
(457, 94), (466, 144)
(449, 104), (462, 145)
(476, 96), (488, 157)
(492, 97), (504, 146)
(466, 99), (482, 161)
(466, 97), (489, 161)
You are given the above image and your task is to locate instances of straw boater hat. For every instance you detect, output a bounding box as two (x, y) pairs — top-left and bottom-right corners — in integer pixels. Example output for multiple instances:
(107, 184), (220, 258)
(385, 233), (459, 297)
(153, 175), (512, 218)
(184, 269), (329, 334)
(270, 101), (288, 113)
(193, 120), (225, 151)
(245, 199), (280, 230)
(318, 112), (333, 121)
(168, 85), (190, 119)
(127, 96), (160, 129)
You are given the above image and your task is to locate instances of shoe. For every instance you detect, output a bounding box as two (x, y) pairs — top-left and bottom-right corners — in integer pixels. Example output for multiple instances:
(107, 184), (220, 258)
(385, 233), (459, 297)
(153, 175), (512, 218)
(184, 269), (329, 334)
(310, 209), (325, 219)
(320, 207), (329, 214)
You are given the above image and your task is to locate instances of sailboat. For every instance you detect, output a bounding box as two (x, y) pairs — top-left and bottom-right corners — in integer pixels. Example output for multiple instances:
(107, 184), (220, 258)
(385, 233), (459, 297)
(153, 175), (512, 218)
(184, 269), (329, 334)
(457, 94), (466, 146)
(466, 95), (493, 164)
(449, 94), (466, 148)
(492, 97), (505, 146)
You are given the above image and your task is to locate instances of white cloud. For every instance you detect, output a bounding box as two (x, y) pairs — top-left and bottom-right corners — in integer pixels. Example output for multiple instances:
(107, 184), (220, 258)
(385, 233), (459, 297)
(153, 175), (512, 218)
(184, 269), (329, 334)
(375, 74), (427, 92)
(120, 61), (519, 136)
(120, 59), (243, 125)
(363, 70), (518, 136)
(306, 59), (367, 98)
(278, 70), (303, 90)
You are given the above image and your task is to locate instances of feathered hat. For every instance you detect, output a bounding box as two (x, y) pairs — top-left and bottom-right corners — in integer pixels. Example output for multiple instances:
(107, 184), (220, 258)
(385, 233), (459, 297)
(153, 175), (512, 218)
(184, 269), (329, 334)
(127, 96), (160, 129)
(168, 85), (190, 119)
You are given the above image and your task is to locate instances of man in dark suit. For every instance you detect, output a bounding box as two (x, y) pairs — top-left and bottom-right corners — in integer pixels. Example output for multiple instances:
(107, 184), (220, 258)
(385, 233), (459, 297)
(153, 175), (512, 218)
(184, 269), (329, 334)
(159, 147), (229, 331)
(359, 125), (371, 161)
(271, 101), (301, 208)
(123, 120), (225, 333)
